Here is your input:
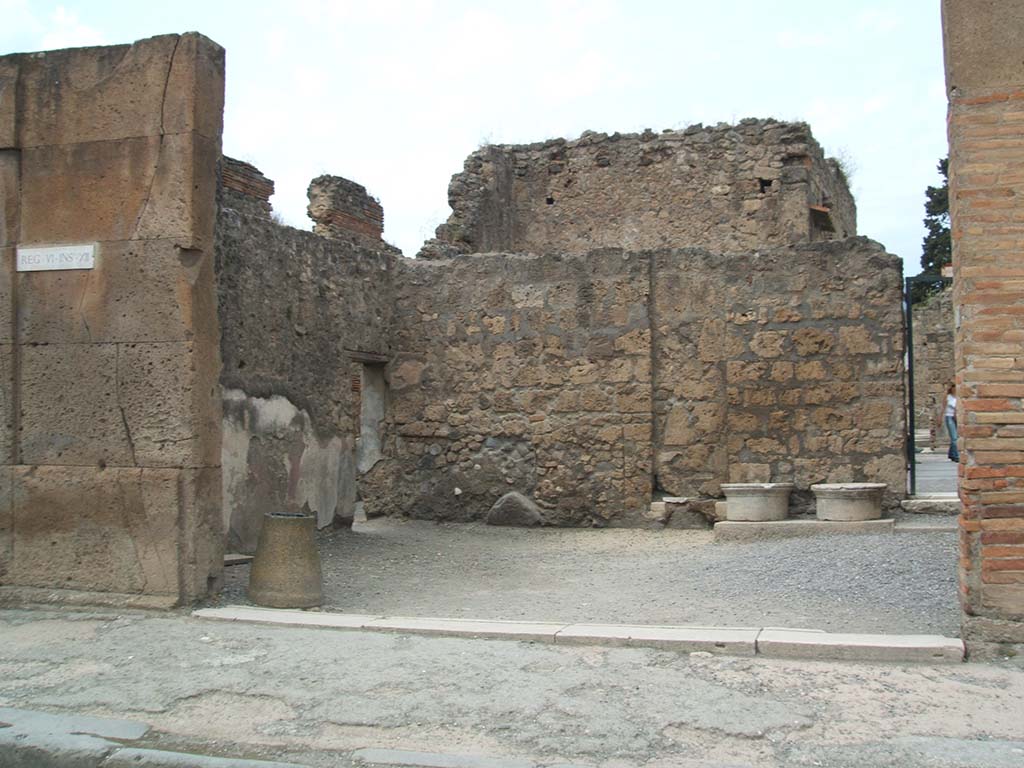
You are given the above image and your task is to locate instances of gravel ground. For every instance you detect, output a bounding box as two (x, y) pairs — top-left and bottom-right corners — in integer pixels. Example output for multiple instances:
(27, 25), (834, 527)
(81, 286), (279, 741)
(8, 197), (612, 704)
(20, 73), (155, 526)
(212, 519), (961, 637)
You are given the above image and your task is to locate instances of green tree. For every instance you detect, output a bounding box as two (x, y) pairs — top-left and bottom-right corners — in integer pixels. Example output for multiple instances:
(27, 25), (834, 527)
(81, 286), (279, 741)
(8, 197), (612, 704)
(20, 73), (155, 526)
(912, 158), (951, 303)
(921, 157), (951, 273)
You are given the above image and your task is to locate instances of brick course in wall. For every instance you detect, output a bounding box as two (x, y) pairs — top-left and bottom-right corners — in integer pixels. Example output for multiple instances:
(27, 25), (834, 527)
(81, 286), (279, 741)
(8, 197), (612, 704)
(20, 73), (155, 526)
(307, 175), (386, 248)
(944, 0), (1024, 649)
(221, 156), (274, 218)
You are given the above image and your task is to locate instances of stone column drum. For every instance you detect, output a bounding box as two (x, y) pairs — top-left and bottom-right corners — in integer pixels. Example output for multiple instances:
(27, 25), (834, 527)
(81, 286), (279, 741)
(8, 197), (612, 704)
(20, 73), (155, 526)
(248, 512), (323, 608)
(720, 483), (795, 522)
(811, 483), (886, 521)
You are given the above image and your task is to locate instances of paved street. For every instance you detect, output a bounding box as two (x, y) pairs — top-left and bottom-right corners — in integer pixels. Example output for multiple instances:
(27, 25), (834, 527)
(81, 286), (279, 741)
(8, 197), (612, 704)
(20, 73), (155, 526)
(914, 451), (959, 495)
(1, 608), (1023, 768)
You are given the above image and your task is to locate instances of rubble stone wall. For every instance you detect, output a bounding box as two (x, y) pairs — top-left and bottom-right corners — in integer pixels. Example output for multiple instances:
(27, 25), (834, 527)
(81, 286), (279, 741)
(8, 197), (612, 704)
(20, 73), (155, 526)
(367, 239), (905, 525)
(362, 250), (654, 526)
(0, 34), (225, 603)
(215, 177), (393, 553)
(943, 0), (1024, 649)
(911, 288), (955, 447)
(653, 239), (906, 514)
(421, 120), (855, 259)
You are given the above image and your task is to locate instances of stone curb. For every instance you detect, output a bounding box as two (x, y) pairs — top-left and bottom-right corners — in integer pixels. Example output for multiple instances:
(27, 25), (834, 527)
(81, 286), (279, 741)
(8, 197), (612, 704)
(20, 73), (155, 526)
(713, 518), (894, 541)
(0, 707), (306, 768)
(192, 606), (966, 664)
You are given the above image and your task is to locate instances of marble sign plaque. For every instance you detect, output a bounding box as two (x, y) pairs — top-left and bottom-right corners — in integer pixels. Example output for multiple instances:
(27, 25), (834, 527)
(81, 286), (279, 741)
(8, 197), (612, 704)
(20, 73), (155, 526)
(16, 244), (96, 272)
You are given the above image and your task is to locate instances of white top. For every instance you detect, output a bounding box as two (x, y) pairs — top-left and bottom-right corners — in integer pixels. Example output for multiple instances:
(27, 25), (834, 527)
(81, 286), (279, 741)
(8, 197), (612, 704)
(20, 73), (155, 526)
(944, 394), (957, 419)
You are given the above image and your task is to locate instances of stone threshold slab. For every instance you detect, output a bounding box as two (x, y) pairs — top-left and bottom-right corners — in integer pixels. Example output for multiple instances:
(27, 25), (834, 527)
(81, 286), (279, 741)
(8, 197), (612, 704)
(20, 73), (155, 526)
(713, 518), (894, 541)
(192, 606), (964, 663)
(0, 585), (179, 610)
(756, 628), (965, 663)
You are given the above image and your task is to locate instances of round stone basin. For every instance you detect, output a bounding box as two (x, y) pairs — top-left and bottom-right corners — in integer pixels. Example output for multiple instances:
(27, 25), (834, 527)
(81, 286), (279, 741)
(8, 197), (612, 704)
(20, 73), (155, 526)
(720, 483), (795, 522)
(811, 483), (887, 521)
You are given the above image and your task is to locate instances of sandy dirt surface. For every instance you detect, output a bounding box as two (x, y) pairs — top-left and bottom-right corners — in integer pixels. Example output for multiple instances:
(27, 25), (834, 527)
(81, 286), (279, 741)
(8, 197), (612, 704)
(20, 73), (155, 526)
(215, 519), (960, 636)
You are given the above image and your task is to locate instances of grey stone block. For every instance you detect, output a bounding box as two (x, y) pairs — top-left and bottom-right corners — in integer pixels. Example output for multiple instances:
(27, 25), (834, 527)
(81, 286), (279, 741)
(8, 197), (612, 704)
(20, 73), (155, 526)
(713, 518), (894, 542)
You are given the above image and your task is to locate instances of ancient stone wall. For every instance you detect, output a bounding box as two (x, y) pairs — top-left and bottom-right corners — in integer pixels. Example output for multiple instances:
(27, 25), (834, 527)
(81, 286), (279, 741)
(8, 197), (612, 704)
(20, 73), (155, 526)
(215, 168), (393, 552)
(367, 239), (905, 525)
(222, 156), (274, 219)
(307, 175), (386, 249)
(0, 34), (225, 604)
(420, 120), (855, 259)
(652, 239), (906, 513)
(363, 250), (653, 525)
(943, 0), (1024, 650)
(911, 287), (955, 447)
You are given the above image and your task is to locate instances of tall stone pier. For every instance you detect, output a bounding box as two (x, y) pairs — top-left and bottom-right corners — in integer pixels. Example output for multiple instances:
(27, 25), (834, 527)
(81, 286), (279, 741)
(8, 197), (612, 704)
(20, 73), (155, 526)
(0, 34), (226, 605)
(943, 1), (1024, 652)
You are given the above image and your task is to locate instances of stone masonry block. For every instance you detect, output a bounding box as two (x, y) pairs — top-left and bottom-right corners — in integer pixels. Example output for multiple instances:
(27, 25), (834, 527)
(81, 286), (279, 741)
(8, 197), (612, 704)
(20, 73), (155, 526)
(0, 57), (17, 150)
(118, 341), (221, 468)
(943, 0), (1024, 96)
(15, 34), (222, 149)
(0, 466), (11, 581)
(9, 465), (183, 596)
(178, 466), (224, 600)
(0, 248), (11, 344)
(163, 33), (226, 140)
(19, 343), (133, 466)
(19, 132), (218, 249)
(0, 343), (12, 464)
(0, 150), (18, 246)
(17, 239), (217, 345)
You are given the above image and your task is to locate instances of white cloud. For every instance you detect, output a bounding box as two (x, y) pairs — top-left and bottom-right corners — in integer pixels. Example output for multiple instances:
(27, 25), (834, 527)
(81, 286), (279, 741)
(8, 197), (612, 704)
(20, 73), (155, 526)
(39, 6), (106, 49)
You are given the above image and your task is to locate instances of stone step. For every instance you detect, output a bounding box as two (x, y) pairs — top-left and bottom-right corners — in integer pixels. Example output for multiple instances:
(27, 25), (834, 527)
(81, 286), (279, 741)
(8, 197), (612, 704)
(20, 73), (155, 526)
(901, 497), (960, 515)
(713, 518), (893, 541)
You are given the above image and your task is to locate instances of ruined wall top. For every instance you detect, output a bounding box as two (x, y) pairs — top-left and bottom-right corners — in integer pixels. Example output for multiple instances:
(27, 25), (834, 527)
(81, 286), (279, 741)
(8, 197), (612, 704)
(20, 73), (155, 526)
(222, 156), (274, 219)
(419, 118), (855, 259)
(307, 175), (385, 249)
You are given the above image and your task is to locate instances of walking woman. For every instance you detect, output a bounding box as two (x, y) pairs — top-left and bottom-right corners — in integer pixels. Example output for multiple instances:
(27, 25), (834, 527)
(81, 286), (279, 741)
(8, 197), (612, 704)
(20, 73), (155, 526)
(944, 383), (959, 463)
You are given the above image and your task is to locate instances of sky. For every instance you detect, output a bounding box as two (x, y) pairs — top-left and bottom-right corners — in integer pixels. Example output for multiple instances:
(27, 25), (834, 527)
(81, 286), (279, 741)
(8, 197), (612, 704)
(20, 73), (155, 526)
(0, 1), (949, 274)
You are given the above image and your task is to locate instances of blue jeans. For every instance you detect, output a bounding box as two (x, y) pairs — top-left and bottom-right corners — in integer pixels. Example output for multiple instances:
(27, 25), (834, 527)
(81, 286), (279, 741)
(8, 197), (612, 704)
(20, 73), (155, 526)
(945, 416), (960, 462)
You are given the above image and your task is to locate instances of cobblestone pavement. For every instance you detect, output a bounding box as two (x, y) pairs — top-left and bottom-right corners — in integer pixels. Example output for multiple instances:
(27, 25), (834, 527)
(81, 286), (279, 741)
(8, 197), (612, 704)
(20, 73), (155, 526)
(215, 519), (961, 637)
(0, 609), (1022, 768)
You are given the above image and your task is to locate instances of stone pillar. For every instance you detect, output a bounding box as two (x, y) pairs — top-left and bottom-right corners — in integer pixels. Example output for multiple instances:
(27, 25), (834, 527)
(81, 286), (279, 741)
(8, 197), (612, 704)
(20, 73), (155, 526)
(0, 33), (226, 605)
(943, 1), (1024, 651)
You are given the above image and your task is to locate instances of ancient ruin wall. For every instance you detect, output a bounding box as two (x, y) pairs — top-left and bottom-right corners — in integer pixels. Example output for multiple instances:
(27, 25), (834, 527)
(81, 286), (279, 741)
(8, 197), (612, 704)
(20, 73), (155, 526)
(652, 239), (906, 512)
(369, 240), (905, 525)
(421, 120), (855, 259)
(215, 166), (393, 552)
(944, 0), (1024, 649)
(911, 288), (955, 447)
(363, 251), (654, 526)
(0, 34), (225, 602)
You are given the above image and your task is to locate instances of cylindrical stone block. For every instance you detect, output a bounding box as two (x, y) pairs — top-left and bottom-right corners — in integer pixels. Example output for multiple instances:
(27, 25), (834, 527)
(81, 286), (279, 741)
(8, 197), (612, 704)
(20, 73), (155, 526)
(248, 512), (323, 608)
(720, 483), (794, 522)
(811, 483), (887, 521)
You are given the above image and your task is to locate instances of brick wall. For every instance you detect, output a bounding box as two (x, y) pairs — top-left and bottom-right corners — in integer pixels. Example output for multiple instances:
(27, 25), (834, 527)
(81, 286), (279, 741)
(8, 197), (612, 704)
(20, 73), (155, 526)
(943, 0), (1024, 649)
(222, 156), (274, 218)
(307, 175), (385, 248)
